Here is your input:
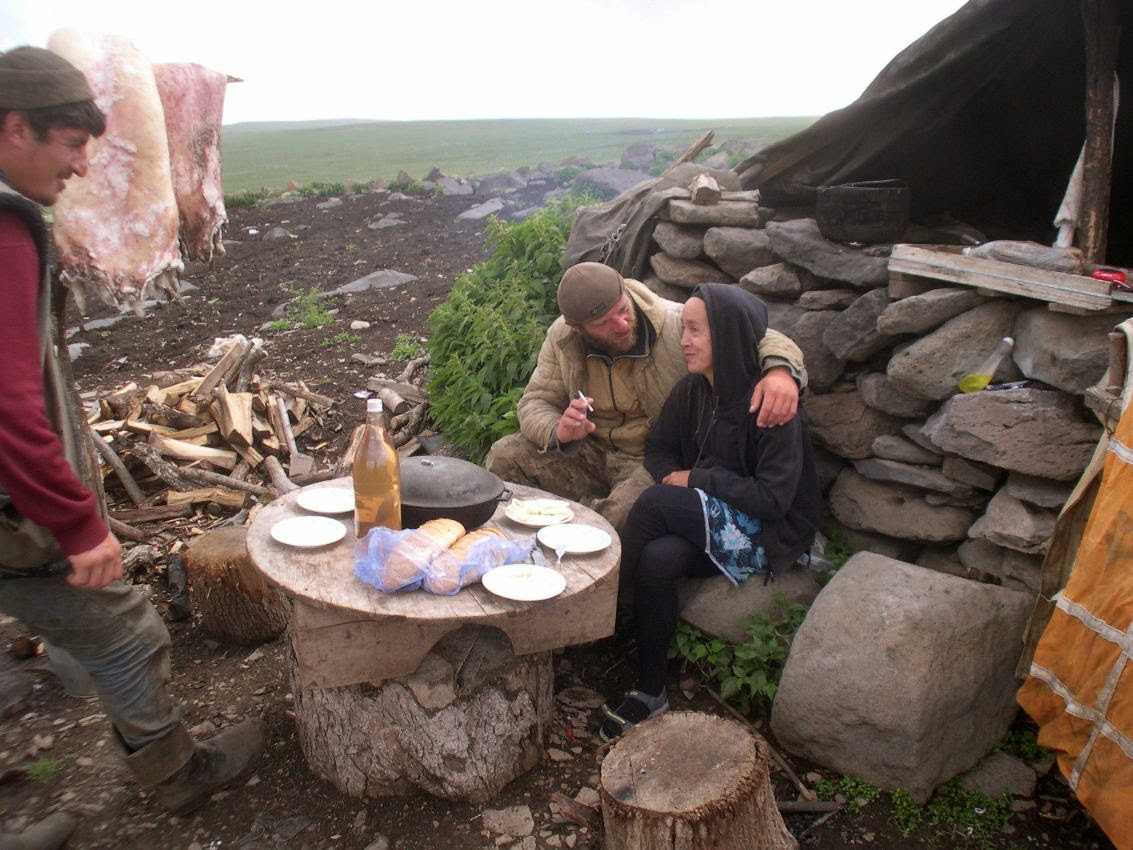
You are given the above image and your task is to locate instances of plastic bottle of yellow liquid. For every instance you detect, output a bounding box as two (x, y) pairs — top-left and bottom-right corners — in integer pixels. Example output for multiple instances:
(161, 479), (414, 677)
(353, 398), (402, 538)
(958, 337), (1015, 393)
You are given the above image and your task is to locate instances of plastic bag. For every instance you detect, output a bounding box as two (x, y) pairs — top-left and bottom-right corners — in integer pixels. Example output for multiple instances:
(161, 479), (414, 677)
(423, 534), (532, 595)
(353, 526), (426, 593)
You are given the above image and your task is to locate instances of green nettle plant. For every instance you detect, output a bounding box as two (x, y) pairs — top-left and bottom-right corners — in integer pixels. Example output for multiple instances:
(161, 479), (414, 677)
(670, 593), (808, 714)
(426, 195), (595, 462)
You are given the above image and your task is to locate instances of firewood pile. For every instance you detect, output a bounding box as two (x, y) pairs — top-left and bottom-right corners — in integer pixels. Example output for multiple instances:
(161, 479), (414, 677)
(85, 334), (432, 547)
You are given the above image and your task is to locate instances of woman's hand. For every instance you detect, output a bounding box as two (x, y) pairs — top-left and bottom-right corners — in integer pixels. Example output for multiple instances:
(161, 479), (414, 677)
(661, 470), (691, 487)
(555, 395), (596, 444)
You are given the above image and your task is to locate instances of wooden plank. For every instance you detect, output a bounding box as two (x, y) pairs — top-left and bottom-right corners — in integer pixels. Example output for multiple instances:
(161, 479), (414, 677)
(888, 271), (946, 299)
(889, 244), (1113, 310)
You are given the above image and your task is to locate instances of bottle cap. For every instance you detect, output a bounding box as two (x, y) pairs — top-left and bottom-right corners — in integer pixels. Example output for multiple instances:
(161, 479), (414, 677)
(366, 398), (383, 413)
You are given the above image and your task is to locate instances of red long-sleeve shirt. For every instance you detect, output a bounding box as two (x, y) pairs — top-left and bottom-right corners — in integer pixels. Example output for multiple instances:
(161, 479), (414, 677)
(0, 208), (107, 556)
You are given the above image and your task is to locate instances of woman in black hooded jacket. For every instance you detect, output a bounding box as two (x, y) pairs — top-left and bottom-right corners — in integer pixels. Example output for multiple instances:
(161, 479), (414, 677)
(599, 283), (821, 740)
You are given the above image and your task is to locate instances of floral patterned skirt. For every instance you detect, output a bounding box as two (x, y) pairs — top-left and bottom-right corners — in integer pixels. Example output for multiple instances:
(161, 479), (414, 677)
(696, 488), (768, 585)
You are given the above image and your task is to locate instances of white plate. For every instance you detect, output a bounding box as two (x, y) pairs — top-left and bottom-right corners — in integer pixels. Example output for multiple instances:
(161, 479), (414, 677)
(504, 498), (573, 527)
(481, 564), (567, 602)
(270, 516), (347, 548)
(537, 523), (612, 555)
(296, 488), (355, 515)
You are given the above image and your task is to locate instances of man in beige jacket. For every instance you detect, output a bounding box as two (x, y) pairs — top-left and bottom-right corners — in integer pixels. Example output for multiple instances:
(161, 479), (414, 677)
(486, 262), (806, 530)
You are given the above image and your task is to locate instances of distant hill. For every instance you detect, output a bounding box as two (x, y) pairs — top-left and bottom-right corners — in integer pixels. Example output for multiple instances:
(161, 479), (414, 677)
(218, 116), (815, 195)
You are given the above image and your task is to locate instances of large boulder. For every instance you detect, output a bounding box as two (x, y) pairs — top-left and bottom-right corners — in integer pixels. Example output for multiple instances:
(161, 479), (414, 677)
(804, 390), (903, 459)
(921, 388), (1101, 481)
(771, 553), (1031, 802)
(828, 469), (976, 543)
(1012, 307), (1116, 393)
(876, 286), (985, 335)
(678, 567), (822, 645)
(703, 227), (775, 279)
(652, 221), (705, 259)
(764, 219), (890, 288)
(886, 301), (1022, 400)
(573, 167), (648, 200)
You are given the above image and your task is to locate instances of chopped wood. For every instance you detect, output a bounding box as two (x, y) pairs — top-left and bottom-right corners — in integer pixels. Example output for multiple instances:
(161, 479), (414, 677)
(100, 383), (145, 421)
(396, 354), (430, 384)
(111, 503), (195, 524)
(130, 442), (273, 498)
(148, 376), (202, 403)
(234, 338), (266, 393)
(91, 419), (126, 434)
(165, 422), (219, 442)
(392, 403), (429, 448)
(193, 335), (252, 399)
(142, 401), (206, 430)
(365, 377), (427, 407)
(210, 384), (255, 447)
(261, 455), (300, 493)
(148, 432), (237, 470)
(260, 380), (334, 410)
(89, 428), (146, 507)
(689, 173), (722, 206)
(107, 516), (145, 541)
(549, 791), (600, 827)
(167, 488), (247, 509)
(376, 387), (410, 416)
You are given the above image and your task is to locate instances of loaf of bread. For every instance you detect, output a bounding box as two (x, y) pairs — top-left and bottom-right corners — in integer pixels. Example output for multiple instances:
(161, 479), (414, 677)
(424, 527), (509, 595)
(381, 518), (465, 590)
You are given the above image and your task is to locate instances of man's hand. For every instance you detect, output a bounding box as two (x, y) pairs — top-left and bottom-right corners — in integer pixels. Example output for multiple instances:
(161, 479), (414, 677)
(661, 470), (691, 487)
(66, 532), (122, 589)
(749, 365), (799, 427)
(555, 395), (596, 445)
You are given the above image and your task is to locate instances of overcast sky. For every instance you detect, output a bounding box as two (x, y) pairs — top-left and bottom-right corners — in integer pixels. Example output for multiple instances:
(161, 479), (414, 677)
(2, 0), (968, 125)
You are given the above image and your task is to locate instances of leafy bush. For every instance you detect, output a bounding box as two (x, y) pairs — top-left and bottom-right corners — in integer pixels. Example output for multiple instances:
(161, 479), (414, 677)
(391, 333), (425, 361)
(671, 593), (808, 714)
(426, 195), (592, 462)
(225, 188), (272, 208)
(300, 181), (346, 198)
(554, 165), (583, 184)
(272, 286), (335, 330)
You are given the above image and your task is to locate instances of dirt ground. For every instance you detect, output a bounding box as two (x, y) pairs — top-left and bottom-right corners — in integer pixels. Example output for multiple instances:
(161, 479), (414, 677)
(0, 185), (1116, 849)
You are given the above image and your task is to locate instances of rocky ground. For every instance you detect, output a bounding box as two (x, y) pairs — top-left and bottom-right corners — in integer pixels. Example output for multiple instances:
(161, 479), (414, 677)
(0, 180), (1116, 849)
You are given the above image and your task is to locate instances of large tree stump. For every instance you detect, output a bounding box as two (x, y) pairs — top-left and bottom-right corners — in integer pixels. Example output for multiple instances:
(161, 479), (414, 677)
(600, 711), (797, 850)
(289, 625), (553, 803)
(184, 526), (290, 644)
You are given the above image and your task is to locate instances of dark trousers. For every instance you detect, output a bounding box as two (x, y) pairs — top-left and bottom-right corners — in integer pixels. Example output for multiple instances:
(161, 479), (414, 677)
(620, 485), (720, 695)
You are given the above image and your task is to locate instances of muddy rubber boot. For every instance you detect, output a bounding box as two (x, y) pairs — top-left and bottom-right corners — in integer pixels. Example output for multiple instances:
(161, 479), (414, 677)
(0, 812), (78, 850)
(153, 718), (268, 816)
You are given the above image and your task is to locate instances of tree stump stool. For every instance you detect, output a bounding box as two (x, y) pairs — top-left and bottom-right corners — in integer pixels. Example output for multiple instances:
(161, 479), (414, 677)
(289, 625), (554, 804)
(184, 526), (290, 645)
(600, 711), (797, 850)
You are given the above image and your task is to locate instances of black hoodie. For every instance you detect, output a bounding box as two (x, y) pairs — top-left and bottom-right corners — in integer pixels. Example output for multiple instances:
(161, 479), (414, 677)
(644, 284), (821, 571)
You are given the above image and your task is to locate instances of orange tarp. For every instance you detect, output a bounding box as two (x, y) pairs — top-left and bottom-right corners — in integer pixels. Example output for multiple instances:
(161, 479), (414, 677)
(1018, 398), (1133, 850)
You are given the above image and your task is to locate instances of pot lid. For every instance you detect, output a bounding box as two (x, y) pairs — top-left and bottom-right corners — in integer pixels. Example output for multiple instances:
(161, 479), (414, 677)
(399, 456), (504, 507)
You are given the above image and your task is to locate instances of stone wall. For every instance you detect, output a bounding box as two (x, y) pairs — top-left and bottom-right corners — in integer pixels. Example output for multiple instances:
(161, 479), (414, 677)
(642, 199), (1127, 595)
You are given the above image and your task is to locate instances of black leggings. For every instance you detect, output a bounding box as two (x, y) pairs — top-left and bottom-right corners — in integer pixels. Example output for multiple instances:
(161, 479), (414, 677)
(620, 485), (720, 695)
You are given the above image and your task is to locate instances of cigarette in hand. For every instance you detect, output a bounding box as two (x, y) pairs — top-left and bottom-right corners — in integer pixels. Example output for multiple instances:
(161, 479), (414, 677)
(577, 390), (593, 413)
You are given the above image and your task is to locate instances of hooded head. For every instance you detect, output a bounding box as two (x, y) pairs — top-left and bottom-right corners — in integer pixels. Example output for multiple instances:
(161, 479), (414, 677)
(686, 283), (768, 405)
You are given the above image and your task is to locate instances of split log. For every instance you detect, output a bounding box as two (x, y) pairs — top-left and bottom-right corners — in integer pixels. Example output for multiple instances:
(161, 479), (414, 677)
(130, 442), (274, 498)
(290, 625), (553, 803)
(364, 377), (427, 407)
(184, 526), (289, 644)
(148, 431), (236, 470)
(100, 382), (144, 421)
(193, 335), (251, 399)
(234, 338), (266, 393)
(689, 173), (721, 206)
(600, 712), (796, 850)
(376, 387), (410, 416)
(141, 401), (206, 430)
(210, 384), (255, 447)
(396, 354), (430, 384)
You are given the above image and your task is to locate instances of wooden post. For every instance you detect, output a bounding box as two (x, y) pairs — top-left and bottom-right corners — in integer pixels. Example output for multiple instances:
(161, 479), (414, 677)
(600, 712), (797, 850)
(1079, 0), (1120, 264)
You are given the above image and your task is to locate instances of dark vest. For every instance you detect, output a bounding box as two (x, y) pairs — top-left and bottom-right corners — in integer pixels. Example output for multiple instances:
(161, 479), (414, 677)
(0, 179), (104, 566)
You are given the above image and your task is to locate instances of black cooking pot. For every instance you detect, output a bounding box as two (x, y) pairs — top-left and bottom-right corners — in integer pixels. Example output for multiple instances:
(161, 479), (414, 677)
(399, 456), (510, 530)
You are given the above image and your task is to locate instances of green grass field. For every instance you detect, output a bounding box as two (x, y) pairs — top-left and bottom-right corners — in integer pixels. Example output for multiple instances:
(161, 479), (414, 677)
(219, 116), (816, 195)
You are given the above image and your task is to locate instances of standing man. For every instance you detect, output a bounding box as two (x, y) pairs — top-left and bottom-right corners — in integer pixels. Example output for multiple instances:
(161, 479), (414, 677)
(486, 262), (807, 530)
(0, 46), (265, 819)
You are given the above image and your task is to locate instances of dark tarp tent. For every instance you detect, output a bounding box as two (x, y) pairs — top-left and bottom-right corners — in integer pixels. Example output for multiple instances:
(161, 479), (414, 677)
(742, 0), (1133, 264)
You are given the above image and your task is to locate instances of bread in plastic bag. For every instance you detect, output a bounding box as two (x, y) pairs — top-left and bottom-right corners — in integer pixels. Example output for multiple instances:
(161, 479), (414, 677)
(424, 529), (531, 595)
(353, 518), (465, 593)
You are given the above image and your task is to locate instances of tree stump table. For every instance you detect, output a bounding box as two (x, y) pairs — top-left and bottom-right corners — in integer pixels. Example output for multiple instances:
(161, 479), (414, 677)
(600, 711), (797, 850)
(246, 479), (620, 803)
